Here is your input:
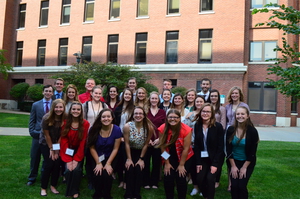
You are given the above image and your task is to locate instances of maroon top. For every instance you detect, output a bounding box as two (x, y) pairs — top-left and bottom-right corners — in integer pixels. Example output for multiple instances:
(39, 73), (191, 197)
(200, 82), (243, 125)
(147, 109), (166, 141)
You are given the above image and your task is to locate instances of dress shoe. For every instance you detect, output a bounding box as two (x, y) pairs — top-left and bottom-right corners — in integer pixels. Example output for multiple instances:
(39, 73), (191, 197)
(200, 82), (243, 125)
(26, 180), (35, 186)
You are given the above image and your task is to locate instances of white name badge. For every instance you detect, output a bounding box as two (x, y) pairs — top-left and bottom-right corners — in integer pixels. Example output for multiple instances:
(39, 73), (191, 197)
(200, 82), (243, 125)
(52, 143), (60, 150)
(161, 151), (170, 160)
(66, 148), (74, 156)
(201, 151), (209, 158)
(99, 154), (105, 162)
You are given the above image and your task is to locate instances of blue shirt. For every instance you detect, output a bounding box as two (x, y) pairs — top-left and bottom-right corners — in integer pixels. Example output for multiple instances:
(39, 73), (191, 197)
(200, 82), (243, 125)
(232, 136), (247, 161)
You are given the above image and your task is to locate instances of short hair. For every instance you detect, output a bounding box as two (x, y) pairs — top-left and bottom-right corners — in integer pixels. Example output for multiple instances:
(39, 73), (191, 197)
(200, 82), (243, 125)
(201, 78), (211, 84)
(54, 78), (64, 84)
(163, 79), (172, 84)
(43, 85), (53, 91)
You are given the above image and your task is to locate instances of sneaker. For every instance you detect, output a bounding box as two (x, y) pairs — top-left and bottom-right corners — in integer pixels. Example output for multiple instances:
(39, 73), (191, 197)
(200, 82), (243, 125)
(190, 188), (199, 196)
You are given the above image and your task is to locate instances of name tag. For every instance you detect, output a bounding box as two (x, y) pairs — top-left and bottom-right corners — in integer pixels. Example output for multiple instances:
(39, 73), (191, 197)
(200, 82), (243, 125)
(161, 151), (170, 160)
(52, 143), (60, 150)
(66, 148), (74, 156)
(201, 151), (209, 158)
(99, 154), (105, 162)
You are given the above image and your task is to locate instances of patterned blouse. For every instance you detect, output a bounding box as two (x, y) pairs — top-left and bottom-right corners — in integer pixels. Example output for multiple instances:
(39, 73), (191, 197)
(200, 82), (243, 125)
(128, 121), (147, 150)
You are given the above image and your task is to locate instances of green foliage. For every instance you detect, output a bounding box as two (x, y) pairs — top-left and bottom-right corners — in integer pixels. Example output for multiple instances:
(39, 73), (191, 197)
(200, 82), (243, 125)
(9, 82), (29, 102)
(52, 62), (150, 94)
(252, 4), (300, 100)
(171, 86), (187, 96)
(142, 83), (159, 95)
(26, 84), (44, 101)
(0, 49), (14, 79)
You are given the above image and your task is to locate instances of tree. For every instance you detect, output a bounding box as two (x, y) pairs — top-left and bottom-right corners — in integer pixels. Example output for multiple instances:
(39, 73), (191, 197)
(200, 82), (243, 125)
(0, 49), (14, 79)
(27, 84), (44, 101)
(10, 82), (30, 102)
(52, 62), (150, 94)
(252, 3), (300, 100)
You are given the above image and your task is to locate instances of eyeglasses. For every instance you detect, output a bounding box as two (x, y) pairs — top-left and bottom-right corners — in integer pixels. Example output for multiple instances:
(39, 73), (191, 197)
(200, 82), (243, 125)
(167, 116), (180, 120)
(201, 111), (211, 114)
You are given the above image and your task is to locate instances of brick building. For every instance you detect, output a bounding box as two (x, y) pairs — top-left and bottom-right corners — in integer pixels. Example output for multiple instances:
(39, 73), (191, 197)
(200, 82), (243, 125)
(0, 0), (299, 126)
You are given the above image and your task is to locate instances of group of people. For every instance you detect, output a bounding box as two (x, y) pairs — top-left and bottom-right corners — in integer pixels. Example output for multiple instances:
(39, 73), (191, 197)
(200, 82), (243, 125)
(27, 77), (259, 199)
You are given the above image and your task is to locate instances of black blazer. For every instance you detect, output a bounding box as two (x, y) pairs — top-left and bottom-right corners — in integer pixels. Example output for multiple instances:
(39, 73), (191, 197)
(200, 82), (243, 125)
(194, 122), (224, 167)
(226, 125), (259, 165)
(51, 92), (64, 100)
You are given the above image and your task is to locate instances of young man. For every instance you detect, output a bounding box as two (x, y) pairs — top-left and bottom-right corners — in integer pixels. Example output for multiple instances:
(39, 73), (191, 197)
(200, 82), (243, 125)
(27, 85), (53, 186)
(78, 78), (105, 103)
(52, 78), (65, 100)
(197, 78), (211, 101)
(159, 79), (175, 103)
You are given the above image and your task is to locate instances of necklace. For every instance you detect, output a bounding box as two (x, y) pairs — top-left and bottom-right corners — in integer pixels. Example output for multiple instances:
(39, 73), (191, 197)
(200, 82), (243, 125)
(91, 101), (101, 119)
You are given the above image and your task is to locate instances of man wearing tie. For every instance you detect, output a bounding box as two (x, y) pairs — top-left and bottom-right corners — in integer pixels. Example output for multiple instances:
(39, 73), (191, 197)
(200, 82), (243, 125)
(197, 78), (211, 101)
(52, 78), (65, 100)
(27, 85), (53, 186)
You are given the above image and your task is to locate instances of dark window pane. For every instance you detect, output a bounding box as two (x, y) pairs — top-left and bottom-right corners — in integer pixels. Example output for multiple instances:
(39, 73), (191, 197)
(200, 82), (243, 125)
(108, 44), (118, 63)
(201, 0), (213, 11)
(108, 35), (119, 42)
(167, 31), (178, 40)
(136, 33), (147, 41)
(136, 43), (146, 63)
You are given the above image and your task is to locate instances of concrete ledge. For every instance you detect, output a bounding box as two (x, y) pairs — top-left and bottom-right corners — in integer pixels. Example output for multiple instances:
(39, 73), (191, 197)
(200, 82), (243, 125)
(297, 118), (300, 127)
(276, 117), (291, 127)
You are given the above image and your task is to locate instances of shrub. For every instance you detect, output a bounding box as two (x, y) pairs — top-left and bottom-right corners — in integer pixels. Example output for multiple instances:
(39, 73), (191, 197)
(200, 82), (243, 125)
(171, 86), (187, 96)
(9, 82), (29, 101)
(141, 83), (159, 96)
(27, 84), (44, 101)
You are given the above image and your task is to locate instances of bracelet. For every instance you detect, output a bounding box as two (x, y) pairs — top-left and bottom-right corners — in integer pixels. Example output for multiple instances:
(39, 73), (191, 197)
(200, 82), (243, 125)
(106, 162), (111, 165)
(139, 157), (144, 161)
(97, 162), (102, 165)
(126, 159), (131, 162)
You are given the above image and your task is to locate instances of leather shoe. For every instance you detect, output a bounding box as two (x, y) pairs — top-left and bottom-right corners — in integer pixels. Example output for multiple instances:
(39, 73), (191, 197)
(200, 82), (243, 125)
(26, 180), (35, 186)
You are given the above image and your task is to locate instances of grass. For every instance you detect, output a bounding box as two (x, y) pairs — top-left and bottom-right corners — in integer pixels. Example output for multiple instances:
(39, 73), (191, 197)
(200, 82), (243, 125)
(0, 136), (299, 199)
(0, 113), (29, 128)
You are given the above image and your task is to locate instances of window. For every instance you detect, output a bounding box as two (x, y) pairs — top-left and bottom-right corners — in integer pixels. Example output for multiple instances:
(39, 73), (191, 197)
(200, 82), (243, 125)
(137, 0), (148, 17)
(61, 0), (71, 24)
(58, 38), (68, 66)
(199, 29), (212, 62)
(250, 41), (277, 62)
(200, 0), (213, 11)
(168, 0), (179, 15)
(251, 0), (278, 8)
(110, 0), (120, 19)
(37, 40), (46, 66)
(107, 35), (119, 63)
(135, 33), (147, 64)
(84, 0), (94, 22)
(82, 36), (92, 62)
(39, 1), (49, 26)
(18, 4), (26, 28)
(166, 31), (179, 64)
(35, 79), (44, 84)
(16, 42), (23, 66)
(291, 96), (298, 113)
(248, 82), (276, 111)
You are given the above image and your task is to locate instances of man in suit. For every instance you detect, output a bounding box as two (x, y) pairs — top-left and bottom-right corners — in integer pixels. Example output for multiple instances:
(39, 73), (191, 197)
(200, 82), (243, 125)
(52, 78), (64, 100)
(27, 85), (53, 186)
(197, 78), (211, 101)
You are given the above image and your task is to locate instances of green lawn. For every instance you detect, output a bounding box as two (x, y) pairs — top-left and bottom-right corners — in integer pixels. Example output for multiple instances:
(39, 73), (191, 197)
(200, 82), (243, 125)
(0, 113), (29, 128)
(0, 136), (299, 199)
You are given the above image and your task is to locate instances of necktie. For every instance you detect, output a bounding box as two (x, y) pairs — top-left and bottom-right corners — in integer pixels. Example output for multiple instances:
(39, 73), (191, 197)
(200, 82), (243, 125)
(45, 102), (49, 113)
(56, 94), (60, 99)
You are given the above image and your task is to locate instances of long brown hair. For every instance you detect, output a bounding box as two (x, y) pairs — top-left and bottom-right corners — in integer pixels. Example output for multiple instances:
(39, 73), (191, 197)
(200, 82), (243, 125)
(63, 84), (79, 103)
(62, 101), (85, 140)
(135, 87), (148, 111)
(194, 103), (216, 128)
(208, 89), (221, 114)
(157, 109), (182, 150)
(117, 88), (135, 114)
(45, 99), (66, 126)
(170, 93), (185, 116)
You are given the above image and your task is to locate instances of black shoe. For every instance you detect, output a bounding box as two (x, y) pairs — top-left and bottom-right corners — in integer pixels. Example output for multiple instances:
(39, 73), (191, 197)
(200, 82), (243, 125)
(26, 180), (35, 186)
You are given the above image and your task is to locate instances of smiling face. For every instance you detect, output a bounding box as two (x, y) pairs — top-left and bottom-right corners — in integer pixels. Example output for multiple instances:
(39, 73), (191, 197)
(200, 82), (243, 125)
(235, 107), (249, 124)
(162, 90), (171, 102)
(201, 80), (211, 93)
(201, 105), (212, 121)
(163, 81), (172, 90)
(67, 88), (76, 100)
(92, 88), (102, 101)
(210, 91), (219, 104)
(54, 80), (64, 93)
(187, 91), (196, 103)
(109, 87), (118, 99)
(150, 93), (159, 107)
(101, 110), (113, 126)
(195, 97), (205, 110)
(70, 104), (82, 118)
(137, 88), (146, 101)
(128, 79), (137, 91)
(85, 79), (95, 92)
(54, 102), (65, 116)
(231, 89), (240, 103)
(173, 96), (183, 106)
(167, 113), (181, 126)
(123, 90), (132, 102)
(133, 107), (144, 123)
(43, 87), (53, 101)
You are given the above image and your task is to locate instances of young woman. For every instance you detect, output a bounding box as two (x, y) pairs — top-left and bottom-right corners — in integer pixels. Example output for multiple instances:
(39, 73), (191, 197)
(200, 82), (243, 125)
(226, 106), (259, 199)
(105, 85), (120, 112)
(123, 106), (154, 199)
(157, 109), (194, 199)
(184, 89), (197, 112)
(120, 77), (138, 101)
(143, 92), (166, 189)
(60, 101), (90, 198)
(208, 89), (226, 188)
(39, 99), (66, 196)
(194, 103), (224, 199)
(87, 109), (122, 199)
(159, 89), (172, 112)
(114, 88), (135, 188)
(182, 95), (205, 196)
(134, 87), (148, 111)
(64, 84), (79, 114)
(169, 93), (189, 121)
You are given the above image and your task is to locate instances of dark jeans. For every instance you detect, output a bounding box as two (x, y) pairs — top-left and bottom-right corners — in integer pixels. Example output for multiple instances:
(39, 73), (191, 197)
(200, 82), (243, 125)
(124, 148), (143, 199)
(143, 146), (161, 187)
(117, 142), (126, 183)
(64, 161), (83, 197)
(188, 154), (197, 185)
(28, 138), (43, 181)
(40, 144), (60, 189)
(215, 152), (225, 183)
(197, 158), (216, 199)
(230, 159), (255, 199)
(85, 147), (94, 185)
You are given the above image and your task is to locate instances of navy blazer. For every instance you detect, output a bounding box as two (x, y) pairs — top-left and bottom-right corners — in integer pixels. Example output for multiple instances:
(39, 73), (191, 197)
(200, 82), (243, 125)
(194, 121), (224, 167)
(29, 99), (47, 139)
(226, 125), (259, 165)
(52, 92), (64, 100)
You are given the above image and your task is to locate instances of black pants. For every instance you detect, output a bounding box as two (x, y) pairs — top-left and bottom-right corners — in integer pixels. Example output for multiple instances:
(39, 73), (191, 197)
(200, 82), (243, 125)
(117, 142), (126, 183)
(215, 152), (225, 183)
(124, 148), (143, 199)
(143, 146), (161, 187)
(188, 154), (197, 186)
(230, 159), (255, 199)
(197, 158), (216, 199)
(40, 144), (60, 189)
(64, 161), (83, 197)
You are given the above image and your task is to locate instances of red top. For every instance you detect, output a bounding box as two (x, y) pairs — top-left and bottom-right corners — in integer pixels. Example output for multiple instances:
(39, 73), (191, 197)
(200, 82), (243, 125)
(158, 122), (194, 162)
(60, 119), (90, 163)
(78, 91), (105, 103)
